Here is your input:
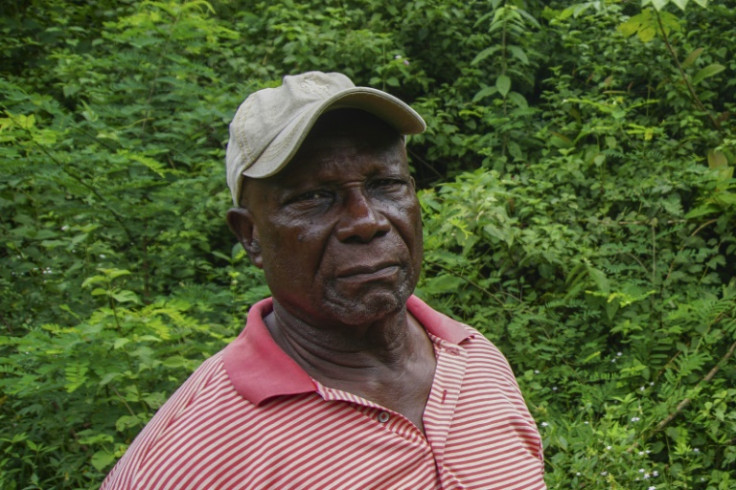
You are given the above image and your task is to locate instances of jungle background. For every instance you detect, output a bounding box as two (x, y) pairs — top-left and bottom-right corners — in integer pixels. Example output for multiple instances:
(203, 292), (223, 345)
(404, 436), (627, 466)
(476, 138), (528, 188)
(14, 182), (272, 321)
(1, 0), (735, 488)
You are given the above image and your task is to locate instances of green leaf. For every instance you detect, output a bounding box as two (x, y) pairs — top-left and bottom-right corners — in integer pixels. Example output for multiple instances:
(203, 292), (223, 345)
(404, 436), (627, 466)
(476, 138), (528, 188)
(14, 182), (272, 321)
(471, 45), (502, 65)
(650, 0), (669, 10)
(91, 450), (115, 471)
(671, 0), (689, 10)
(681, 47), (704, 69)
(587, 265), (610, 293)
(115, 414), (143, 432)
(556, 435), (568, 451)
(81, 275), (106, 289)
(472, 85), (498, 102)
(618, 16), (642, 38)
(685, 203), (719, 219)
(638, 25), (657, 42)
(423, 274), (465, 295)
(507, 91), (528, 109)
(507, 45), (529, 65)
(658, 11), (682, 34)
(113, 338), (131, 350)
(581, 351), (601, 364)
(128, 152), (167, 178)
(100, 268), (132, 280)
(713, 190), (736, 206)
(77, 431), (114, 446)
(64, 364), (89, 393)
(692, 63), (726, 85)
(496, 75), (511, 97)
(707, 149), (728, 169)
(112, 290), (140, 304)
(90, 287), (109, 296)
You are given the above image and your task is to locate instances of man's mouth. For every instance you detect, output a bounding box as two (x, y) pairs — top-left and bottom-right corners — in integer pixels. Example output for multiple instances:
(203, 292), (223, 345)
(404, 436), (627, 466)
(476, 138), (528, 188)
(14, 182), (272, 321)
(337, 263), (400, 281)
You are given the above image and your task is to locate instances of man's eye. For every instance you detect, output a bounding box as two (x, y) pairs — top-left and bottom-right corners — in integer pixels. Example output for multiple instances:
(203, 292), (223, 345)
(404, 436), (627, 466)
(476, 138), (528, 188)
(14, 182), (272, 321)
(369, 178), (407, 192)
(291, 190), (332, 204)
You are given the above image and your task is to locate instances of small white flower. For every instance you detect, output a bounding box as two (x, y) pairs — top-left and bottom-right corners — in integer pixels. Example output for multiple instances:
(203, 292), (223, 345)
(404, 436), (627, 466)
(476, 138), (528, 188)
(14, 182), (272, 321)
(606, 445), (612, 450)
(617, 352), (623, 356)
(693, 448), (700, 453)
(631, 416), (641, 422)
(652, 470), (659, 477)
(639, 468), (645, 473)
(600, 471), (608, 476)
(99, 254), (106, 259)
(534, 370), (540, 374)
(552, 386), (558, 391)
(640, 386), (646, 391)
(648, 486), (657, 490)
(540, 422), (549, 427)
(61, 225), (69, 231)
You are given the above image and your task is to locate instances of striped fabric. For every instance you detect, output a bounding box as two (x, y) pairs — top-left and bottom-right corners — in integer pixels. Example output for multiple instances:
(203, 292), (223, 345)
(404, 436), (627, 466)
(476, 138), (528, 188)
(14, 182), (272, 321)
(102, 296), (546, 489)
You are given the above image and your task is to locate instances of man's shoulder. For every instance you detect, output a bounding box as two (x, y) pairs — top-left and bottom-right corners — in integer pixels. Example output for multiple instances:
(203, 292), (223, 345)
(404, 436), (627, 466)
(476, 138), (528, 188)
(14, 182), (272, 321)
(408, 296), (521, 385)
(408, 296), (505, 351)
(101, 351), (239, 488)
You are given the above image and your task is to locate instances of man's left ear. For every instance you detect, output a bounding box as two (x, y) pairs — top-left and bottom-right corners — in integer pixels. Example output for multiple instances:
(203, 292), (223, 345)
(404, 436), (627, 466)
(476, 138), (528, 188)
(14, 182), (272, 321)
(226, 208), (263, 268)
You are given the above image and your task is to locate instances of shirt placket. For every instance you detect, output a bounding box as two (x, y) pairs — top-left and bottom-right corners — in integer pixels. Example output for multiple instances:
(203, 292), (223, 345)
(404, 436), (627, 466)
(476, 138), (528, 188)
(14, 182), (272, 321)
(315, 383), (428, 445)
(421, 338), (468, 462)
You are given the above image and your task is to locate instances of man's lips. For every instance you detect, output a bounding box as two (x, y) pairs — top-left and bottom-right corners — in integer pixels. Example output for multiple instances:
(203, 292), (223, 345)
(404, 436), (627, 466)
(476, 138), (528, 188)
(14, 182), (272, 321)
(336, 262), (400, 280)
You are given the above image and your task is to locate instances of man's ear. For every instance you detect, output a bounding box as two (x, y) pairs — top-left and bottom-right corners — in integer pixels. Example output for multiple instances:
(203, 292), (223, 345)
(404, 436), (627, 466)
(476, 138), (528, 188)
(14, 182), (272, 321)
(226, 208), (263, 268)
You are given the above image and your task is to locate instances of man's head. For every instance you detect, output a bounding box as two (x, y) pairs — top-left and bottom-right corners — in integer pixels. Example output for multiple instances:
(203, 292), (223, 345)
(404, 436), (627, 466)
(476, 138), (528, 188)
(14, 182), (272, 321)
(225, 72), (426, 327)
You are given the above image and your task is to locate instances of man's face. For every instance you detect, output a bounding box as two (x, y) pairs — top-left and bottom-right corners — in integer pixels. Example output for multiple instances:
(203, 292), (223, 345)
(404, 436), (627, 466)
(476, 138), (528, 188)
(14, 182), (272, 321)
(229, 111), (423, 328)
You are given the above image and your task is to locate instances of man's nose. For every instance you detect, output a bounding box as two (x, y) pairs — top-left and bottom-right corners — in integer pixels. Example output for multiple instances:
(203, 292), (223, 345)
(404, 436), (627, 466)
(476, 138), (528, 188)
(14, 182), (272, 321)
(335, 189), (390, 243)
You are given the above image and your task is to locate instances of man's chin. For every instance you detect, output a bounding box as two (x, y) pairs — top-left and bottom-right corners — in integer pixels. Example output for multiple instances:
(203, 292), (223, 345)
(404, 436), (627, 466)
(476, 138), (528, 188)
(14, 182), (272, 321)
(322, 286), (412, 326)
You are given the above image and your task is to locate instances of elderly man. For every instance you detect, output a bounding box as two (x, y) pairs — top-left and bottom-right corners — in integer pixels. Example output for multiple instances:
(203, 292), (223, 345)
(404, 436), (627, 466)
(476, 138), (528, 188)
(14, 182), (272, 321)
(103, 71), (545, 489)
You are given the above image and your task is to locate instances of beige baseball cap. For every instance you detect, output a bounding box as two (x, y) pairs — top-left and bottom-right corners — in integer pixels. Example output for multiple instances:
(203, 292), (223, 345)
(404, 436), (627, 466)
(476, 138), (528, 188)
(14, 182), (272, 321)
(225, 71), (426, 205)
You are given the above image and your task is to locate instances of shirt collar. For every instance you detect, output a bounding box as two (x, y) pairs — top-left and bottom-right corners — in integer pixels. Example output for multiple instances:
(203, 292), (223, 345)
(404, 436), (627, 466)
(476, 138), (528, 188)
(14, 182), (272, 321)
(223, 295), (472, 405)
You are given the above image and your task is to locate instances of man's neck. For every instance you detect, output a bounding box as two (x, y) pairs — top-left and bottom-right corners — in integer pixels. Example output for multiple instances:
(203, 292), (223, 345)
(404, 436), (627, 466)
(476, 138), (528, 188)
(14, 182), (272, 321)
(263, 300), (437, 433)
(264, 300), (417, 374)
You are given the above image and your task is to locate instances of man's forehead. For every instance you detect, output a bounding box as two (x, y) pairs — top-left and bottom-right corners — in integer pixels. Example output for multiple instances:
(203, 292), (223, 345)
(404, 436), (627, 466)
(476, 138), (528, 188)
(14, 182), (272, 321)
(297, 122), (404, 157)
(271, 133), (407, 186)
(308, 108), (402, 139)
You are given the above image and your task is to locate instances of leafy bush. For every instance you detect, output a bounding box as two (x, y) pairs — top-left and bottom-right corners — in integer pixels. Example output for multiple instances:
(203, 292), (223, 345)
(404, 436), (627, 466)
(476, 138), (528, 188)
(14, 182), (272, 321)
(1, 0), (734, 488)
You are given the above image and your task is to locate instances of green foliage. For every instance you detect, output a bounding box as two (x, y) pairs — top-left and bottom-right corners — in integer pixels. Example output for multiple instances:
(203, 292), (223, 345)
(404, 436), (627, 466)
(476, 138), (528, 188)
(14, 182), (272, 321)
(418, 1), (735, 487)
(1, 0), (734, 488)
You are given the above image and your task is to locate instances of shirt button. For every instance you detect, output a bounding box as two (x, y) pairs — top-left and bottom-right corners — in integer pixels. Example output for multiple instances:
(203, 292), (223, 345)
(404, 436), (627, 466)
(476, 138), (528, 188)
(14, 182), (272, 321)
(377, 411), (390, 423)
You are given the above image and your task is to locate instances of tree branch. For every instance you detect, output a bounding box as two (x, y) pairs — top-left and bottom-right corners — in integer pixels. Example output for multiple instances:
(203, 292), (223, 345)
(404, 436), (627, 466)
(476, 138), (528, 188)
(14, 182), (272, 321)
(654, 9), (720, 130)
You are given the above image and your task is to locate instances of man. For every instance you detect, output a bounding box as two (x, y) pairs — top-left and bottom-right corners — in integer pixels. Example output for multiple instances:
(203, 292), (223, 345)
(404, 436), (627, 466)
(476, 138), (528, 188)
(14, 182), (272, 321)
(102, 71), (545, 489)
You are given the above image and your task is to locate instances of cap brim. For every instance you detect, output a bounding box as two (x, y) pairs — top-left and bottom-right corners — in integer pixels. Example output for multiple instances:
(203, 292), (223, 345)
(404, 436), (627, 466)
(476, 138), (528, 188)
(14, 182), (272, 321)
(242, 87), (426, 179)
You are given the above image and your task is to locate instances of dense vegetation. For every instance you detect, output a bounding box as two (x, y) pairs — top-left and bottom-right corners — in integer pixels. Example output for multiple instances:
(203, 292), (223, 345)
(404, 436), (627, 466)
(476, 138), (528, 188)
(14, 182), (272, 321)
(1, 0), (734, 488)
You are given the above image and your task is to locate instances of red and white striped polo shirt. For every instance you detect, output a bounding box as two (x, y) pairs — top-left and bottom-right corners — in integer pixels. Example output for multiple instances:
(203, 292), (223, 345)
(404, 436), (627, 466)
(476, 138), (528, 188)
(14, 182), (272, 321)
(102, 296), (545, 489)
